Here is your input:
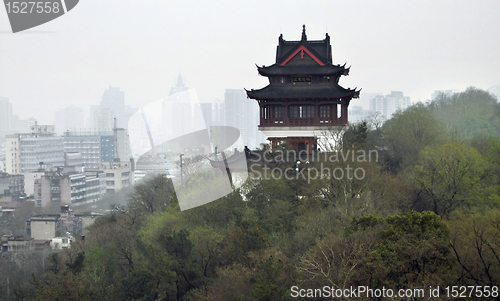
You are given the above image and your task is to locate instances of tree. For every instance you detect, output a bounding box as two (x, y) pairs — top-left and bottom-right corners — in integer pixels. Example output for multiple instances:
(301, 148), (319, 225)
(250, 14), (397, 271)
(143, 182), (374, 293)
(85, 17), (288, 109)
(222, 224), (267, 265)
(380, 104), (446, 172)
(368, 211), (454, 291)
(128, 174), (176, 217)
(296, 229), (380, 296)
(343, 121), (369, 149)
(190, 226), (224, 278)
(252, 255), (288, 301)
(449, 210), (500, 290)
(192, 264), (257, 301)
(412, 142), (486, 216)
(428, 87), (500, 140)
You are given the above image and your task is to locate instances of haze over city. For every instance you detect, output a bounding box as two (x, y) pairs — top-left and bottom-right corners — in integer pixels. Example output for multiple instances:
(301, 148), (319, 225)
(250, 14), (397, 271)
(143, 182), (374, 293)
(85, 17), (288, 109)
(1, 0), (499, 123)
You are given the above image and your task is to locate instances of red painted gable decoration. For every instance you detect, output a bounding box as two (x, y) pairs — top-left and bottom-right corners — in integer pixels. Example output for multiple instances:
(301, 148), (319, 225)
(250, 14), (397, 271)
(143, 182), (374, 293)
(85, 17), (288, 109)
(279, 45), (325, 66)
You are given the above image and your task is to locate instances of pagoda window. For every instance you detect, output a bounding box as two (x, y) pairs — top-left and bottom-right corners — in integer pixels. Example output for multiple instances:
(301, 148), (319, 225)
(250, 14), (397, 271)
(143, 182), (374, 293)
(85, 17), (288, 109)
(290, 105), (315, 118)
(273, 105), (285, 118)
(262, 106), (271, 119)
(304, 105), (315, 118)
(319, 105), (331, 118)
(337, 104), (342, 118)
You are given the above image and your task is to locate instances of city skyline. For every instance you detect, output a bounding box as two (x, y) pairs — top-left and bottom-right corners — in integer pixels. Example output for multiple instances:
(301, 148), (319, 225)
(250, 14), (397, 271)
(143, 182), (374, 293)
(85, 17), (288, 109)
(1, 1), (499, 123)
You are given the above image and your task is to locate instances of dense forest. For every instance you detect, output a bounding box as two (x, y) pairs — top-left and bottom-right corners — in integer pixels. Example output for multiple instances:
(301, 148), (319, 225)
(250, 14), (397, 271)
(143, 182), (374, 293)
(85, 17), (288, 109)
(2, 87), (500, 300)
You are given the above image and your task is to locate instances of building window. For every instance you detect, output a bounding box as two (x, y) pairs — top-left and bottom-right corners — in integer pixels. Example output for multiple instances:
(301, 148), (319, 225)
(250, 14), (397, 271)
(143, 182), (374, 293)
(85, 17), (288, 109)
(262, 106), (270, 120)
(319, 105), (331, 118)
(290, 105), (315, 118)
(273, 105), (285, 118)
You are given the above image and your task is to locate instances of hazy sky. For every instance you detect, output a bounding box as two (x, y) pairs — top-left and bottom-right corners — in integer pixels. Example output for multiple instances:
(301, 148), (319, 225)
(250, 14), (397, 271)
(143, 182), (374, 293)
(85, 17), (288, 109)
(1, 0), (499, 123)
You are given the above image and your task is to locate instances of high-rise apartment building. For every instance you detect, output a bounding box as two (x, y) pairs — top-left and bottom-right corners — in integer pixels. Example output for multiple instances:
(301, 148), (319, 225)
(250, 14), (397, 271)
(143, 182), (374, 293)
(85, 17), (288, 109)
(370, 91), (411, 121)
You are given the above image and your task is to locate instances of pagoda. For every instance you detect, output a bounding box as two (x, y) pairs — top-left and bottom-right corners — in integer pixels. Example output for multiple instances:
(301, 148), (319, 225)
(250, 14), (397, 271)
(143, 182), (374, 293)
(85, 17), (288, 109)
(246, 25), (360, 153)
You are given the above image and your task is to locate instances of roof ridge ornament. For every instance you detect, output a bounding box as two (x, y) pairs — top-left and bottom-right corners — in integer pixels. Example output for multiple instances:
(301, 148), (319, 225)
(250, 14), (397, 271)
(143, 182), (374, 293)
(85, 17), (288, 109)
(301, 24), (307, 41)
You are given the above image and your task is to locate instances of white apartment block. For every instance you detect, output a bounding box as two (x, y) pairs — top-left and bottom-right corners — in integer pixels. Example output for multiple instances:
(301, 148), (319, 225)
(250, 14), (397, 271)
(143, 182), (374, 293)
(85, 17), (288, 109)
(6, 125), (64, 174)
(370, 91), (411, 121)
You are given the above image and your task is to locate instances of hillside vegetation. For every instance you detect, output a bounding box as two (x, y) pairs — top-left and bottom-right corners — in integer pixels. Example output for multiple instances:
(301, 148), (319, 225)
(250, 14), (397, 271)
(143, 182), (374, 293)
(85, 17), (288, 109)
(5, 87), (500, 301)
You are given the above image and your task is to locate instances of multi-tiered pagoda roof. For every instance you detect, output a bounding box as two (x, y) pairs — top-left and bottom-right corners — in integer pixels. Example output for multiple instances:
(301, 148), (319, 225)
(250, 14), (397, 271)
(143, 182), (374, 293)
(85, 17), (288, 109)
(246, 25), (360, 102)
(246, 25), (360, 153)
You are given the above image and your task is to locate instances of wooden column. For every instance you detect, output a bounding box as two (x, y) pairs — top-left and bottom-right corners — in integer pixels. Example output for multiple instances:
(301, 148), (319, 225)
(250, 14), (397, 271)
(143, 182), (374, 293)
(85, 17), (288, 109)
(284, 103), (290, 126)
(341, 103), (348, 124)
(314, 101), (319, 124)
(332, 103), (338, 124)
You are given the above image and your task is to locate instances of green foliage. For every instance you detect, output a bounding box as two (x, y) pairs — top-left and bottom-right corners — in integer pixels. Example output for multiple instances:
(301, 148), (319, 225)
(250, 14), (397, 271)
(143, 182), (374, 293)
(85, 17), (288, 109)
(183, 189), (247, 231)
(412, 142), (487, 215)
(222, 224), (267, 264)
(343, 121), (369, 148)
(190, 226), (224, 278)
(197, 264), (258, 301)
(380, 104), (446, 171)
(348, 214), (384, 232)
(66, 252), (85, 274)
(448, 209), (500, 287)
(118, 270), (158, 301)
(128, 174), (175, 216)
(369, 211), (454, 289)
(25, 95), (500, 301)
(429, 87), (500, 139)
(252, 255), (287, 301)
(484, 137), (500, 195)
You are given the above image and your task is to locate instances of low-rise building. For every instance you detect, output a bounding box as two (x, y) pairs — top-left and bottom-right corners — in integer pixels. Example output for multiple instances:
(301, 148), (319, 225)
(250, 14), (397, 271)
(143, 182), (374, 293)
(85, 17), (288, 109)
(1, 235), (35, 252)
(50, 236), (74, 250)
(88, 161), (133, 193)
(28, 206), (84, 240)
(0, 201), (18, 217)
(1, 235), (51, 254)
(0, 172), (24, 202)
(33, 168), (105, 208)
(27, 215), (59, 240)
